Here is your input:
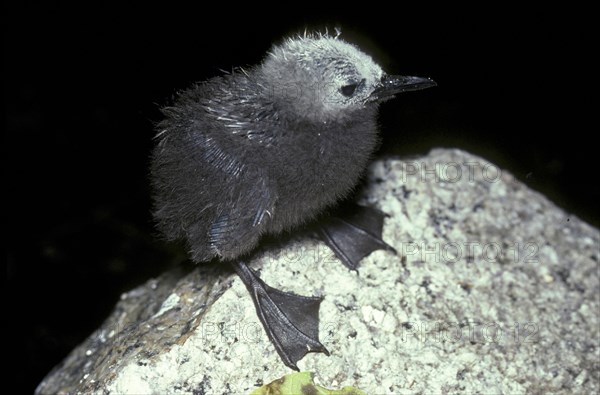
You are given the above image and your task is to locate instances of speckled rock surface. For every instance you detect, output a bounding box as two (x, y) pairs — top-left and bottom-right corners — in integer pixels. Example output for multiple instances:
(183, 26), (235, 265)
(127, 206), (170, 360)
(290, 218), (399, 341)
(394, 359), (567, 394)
(36, 149), (599, 394)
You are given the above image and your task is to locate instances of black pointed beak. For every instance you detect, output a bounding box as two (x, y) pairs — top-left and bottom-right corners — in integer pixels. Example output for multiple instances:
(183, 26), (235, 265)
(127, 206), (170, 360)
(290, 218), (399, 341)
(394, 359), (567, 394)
(372, 75), (437, 98)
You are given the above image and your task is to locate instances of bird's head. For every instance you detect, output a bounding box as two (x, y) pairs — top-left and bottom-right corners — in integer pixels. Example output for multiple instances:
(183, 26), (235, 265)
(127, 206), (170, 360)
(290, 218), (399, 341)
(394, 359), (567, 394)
(258, 33), (436, 123)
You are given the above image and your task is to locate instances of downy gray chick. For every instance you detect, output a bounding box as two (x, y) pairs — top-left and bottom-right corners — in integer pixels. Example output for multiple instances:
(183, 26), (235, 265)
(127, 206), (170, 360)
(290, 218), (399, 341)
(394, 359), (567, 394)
(151, 32), (435, 370)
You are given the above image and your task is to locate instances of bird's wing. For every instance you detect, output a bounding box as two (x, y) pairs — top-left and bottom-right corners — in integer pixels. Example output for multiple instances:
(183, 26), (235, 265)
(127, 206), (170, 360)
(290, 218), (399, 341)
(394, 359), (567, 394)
(208, 166), (277, 260)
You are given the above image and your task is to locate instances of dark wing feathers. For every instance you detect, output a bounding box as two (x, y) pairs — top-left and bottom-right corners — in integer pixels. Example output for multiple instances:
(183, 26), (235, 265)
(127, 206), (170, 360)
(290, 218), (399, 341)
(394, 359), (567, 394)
(151, 76), (279, 262)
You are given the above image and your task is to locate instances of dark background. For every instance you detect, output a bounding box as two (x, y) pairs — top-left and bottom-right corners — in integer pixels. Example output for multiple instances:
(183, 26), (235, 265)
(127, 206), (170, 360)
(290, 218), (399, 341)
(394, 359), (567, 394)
(5, 3), (596, 393)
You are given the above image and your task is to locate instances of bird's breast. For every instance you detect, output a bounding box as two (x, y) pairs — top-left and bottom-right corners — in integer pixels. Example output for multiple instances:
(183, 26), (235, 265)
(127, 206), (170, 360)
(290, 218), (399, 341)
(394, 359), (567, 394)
(264, 119), (378, 231)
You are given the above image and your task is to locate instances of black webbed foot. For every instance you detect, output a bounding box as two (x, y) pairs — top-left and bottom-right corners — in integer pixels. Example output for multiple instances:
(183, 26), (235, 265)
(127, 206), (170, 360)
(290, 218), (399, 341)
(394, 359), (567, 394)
(232, 261), (329, 370)
(317, 204), (396, 270)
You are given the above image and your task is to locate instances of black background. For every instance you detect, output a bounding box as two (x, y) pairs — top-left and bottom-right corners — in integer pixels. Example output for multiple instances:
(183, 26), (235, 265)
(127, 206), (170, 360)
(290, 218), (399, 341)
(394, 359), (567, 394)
(5, 3), (597, 392)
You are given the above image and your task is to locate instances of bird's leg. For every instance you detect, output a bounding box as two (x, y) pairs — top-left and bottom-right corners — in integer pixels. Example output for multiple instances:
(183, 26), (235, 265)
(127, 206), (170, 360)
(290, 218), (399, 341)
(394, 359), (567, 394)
(231, 261), (329, 370)
(317, 204), (396, 270)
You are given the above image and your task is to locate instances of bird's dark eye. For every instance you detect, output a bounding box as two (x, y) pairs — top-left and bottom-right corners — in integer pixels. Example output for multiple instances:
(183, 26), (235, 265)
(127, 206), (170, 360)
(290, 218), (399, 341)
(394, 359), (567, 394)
(339, 78), (366, 97)
(340, 83), (358, 97)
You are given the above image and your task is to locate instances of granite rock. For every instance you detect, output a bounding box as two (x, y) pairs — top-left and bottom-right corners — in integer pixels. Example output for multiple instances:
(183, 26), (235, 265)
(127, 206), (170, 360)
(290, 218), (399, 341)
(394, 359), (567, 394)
(36, 149), (600, 394)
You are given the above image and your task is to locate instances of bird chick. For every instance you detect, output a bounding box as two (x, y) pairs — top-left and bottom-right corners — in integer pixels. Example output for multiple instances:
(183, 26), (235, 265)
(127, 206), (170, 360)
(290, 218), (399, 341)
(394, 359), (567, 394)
(152, 34), (433, 261)
(151, 32), (435, 369)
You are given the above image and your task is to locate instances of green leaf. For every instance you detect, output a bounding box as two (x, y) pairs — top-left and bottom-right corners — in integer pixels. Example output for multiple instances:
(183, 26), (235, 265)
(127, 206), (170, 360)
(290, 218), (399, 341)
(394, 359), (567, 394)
(250, 371), (367, 395)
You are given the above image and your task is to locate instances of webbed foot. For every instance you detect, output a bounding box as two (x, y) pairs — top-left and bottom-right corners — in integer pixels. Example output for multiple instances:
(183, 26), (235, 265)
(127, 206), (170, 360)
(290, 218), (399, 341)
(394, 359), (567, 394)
(232, 261), (329, 370)
(317, 204), (396, 270)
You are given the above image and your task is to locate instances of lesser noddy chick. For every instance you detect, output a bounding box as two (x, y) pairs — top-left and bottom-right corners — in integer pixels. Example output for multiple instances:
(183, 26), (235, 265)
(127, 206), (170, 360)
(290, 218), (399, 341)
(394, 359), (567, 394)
(151, 32), (435, 370)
